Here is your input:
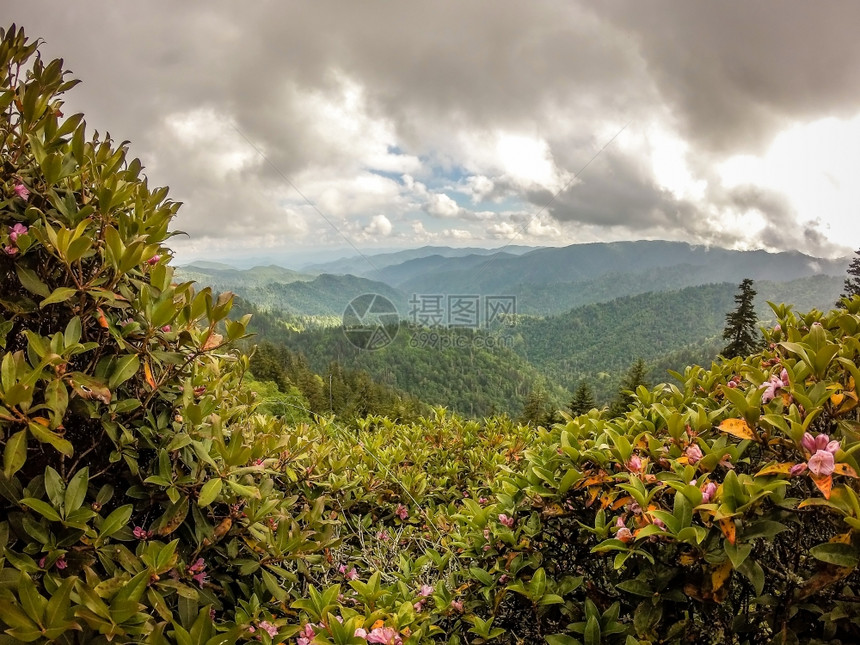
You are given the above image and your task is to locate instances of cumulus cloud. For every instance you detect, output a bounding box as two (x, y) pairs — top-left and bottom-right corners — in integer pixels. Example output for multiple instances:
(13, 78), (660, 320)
(6, 0), (860, 257)
(365, 214), (393, 237)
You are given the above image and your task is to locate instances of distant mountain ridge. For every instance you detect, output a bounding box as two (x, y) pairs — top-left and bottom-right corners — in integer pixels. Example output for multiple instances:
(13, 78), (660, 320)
(177, 241), (850, 318)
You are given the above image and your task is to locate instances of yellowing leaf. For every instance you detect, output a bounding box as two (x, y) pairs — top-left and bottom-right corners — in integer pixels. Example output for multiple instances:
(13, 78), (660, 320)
(144, 361), (156, 389)
(811, 474), (833, 499)
(711, 559), (733, 595)
(755, 462), (795, 477)
(831, 393), (845, 406)
(833, 463), (858, 478)
(719, 518), (737, 545)
(718, 418), (757, 441)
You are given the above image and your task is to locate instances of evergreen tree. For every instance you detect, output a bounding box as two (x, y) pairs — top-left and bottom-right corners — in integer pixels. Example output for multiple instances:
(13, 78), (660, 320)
(520, 388), (552, 426)
(569, 381), (596, 416)
(610, 358), (649, 416)
(838, 248), (860, 306)
(721, 278), (759, 358)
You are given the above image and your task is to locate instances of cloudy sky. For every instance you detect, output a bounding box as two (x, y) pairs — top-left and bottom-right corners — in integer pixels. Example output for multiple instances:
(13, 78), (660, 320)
(7, 2), (860, 263)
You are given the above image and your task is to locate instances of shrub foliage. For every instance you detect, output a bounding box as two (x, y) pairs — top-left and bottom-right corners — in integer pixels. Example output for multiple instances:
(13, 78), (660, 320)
(2, 24), (860, 645)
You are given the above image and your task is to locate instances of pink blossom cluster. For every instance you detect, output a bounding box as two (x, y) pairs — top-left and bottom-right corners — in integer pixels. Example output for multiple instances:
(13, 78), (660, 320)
(133, 526), (153, 540)
(339, 564), (359, 581)
(760, 368), (790, 404)
(790, 432), (840, 477)
(4, 222), (28, 256)
(686, 444), (703, 464)
(187, 557), (207, 586)
(498, 513), (515, 528)
(249, 620), (279, 639)
(352, 626), (403, 644)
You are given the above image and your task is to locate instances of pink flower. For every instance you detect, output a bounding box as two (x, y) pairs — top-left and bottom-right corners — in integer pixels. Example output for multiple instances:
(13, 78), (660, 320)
(419, 584), (434, 597)
(686, 444), (703, 464)
(377, 529), (390, 541)
(366, 626), (402, 644)
(395, 504), (409, 520)
(133, 526), (151, 540)
(355, 628), (368, 638)
(147, 254), (161, 265)
(3, 245), (18, 256)
(808, 450), (835, 477)
(701, 482), (718, 504)
(627, 454), (643, 472)
(450, 600), (463, 612)
(187, 558), (207, 585)
(650, 515), (666, 529)
(789, 462), (808, 477)
(258, 621), (278, 637)
(413, 600), (425, 612)
(38, 557), (46, 568)
(478, 497), (489, 504)
(55, 556), (67, 570)
(615, 517), (633, 543)
(297, 623), (316, 645)
(498, 513), (515, 528)
(9, 223), (27, 243)
(339, 564), (359, 581)
(802, 432), (817, 454)
(760, 370), (789, 404)
(13, 183), (29, 200)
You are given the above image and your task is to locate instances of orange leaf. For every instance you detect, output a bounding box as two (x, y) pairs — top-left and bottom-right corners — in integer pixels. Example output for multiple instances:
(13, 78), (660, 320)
(755, 462), (796, 477)
(144, 361), (156, 389)
(96, 308), (109, 329)
(718, 418), (756, 441)
(719, 518), (737, 545)
(831, 393), (845, 406)
(811, 474), (833, 499)
(611, 495), (633, 511)
(833, 463), (859, 478)
(202, 332), (223, 351)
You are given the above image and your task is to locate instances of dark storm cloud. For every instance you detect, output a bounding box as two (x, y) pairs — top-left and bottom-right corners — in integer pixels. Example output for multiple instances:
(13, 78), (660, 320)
(4, 1), (860, 254)
(535, 151), (694, 229)
(600, 1), (860, 154)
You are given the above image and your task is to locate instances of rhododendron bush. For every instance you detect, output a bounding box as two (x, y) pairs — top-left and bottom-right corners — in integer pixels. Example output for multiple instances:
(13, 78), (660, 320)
(3, 24), (860, 645)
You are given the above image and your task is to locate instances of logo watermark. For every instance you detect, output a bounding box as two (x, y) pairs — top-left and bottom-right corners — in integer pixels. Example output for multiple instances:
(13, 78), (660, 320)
(343, 293), (517, 351)
(408, 294), (516, 328)
(342, 293), (400, 350)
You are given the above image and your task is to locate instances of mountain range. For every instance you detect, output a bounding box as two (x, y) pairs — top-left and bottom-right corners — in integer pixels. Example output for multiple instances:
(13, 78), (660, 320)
(179, 241), (849, 317)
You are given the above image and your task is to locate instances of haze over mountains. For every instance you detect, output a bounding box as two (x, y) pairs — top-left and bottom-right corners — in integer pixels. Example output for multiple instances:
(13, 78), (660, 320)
(179, 241), (848, 317)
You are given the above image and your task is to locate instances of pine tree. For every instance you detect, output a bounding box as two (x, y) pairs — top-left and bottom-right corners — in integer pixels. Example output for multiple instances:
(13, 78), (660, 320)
(569, 381), (596, 416)
(721, 278), (759, 359)
(838, 248), (860, 307)
(520, 388), (551, 426)
(610, 358), (649, 416)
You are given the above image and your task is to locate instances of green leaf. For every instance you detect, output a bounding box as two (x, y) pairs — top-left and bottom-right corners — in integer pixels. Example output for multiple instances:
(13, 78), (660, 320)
(108, 354), (139, 390)
(100, 504), (133, 539)
(15, 266), (50, 298)
(3, 429), (28, 477)
(20, 497), (62, 522)
(44, 466), (65, 508)
(40, 287), (78, 308)
(28, 421), (73, 457)
(64, 467), (89, 514)
(724, 541), (752, 568)
(197, 478), (222, 507)
(809, 542), (860, 568)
